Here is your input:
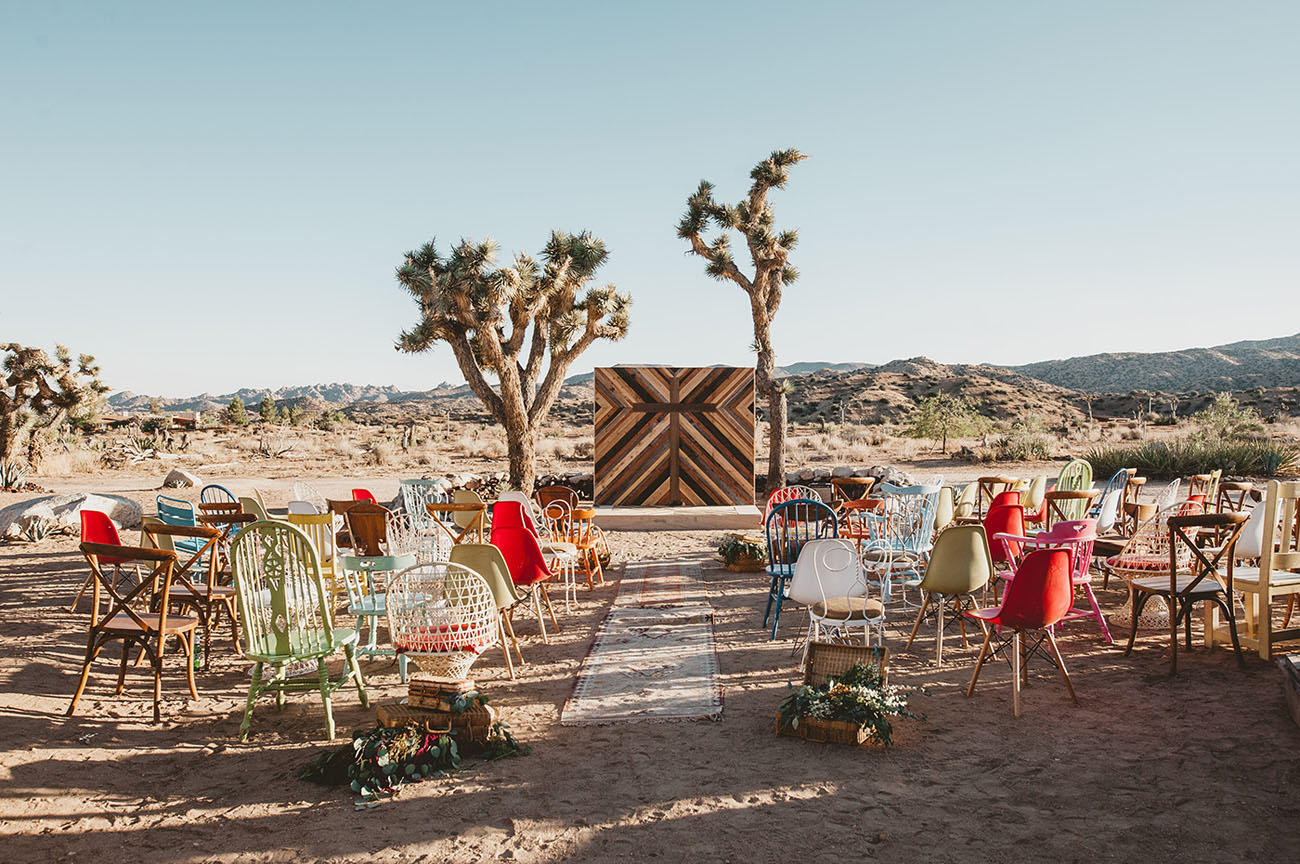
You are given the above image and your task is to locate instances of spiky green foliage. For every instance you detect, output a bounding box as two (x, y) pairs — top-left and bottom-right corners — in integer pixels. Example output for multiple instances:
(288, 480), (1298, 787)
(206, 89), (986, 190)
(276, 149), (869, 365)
(678, 149), (808, 493)
(395, 230), (630, 491)
(1086, 438), (1299, 480)
(1, 343), (107, 470)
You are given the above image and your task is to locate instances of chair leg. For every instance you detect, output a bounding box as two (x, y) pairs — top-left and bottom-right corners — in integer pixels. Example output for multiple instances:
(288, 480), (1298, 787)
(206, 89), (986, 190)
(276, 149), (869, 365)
(499, 615), (515, 680)
(184, 632), (198, 700)
(67, 638), (103, 717)
(1220, 598), (1246, 668)
(1044, 629), (1079, 706)
(540, 585), (560, 634)
(762, 576), (777, 628)
(239, 662), (263, 742)
(317, 658), (336, 740)
(70, 572), (94, 612)
(1012, 631), (1022, 718)
(116, 640), (131, 694)
(967, 628), (994, 697)
(905, 594), (929, 650)
(503, 613), (524, 665)
(346, 644), (368, 707)
(769, 588), (785, 641)
(533, 592), (549, 644)
(1124, 589), (1148, 657)
(1083, 584), (1112, 644)
(1285, 596), (1296, 629)
(1257, 592), (1271, 662)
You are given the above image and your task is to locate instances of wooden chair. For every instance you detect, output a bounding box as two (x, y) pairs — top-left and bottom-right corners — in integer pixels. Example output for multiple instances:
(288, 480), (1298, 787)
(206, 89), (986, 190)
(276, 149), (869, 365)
(67, 542), (199, 723)
(535, 484), (580, 509)
(1224, 480), (1300, 660)
(570, 506), (605, 590)
(344, 501), (391, 557)
(828, 476), (876, 509)
(230, 520), (368, 741)
(976, 476), (1017, 520)
(1043, 489), (1099, 530)
(1187, 470), (1222, 507)
(1124, 512), (1248, 674)
(142, 519), (240, 669)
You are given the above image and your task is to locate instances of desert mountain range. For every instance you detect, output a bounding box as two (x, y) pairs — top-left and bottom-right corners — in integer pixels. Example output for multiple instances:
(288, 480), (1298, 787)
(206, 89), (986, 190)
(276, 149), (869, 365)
(108, 332), (1300, 425)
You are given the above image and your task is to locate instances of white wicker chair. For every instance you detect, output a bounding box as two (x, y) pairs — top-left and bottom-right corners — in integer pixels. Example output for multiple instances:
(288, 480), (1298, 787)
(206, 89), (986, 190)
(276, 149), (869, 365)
(386, 561), (498, 680)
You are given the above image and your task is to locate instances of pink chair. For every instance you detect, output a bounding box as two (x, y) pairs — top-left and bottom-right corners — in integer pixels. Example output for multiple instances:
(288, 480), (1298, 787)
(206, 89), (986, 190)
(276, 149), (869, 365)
(995, 519), (1109, 643)
(489, 501), (559, 642)
(964, 547), (1078, 716)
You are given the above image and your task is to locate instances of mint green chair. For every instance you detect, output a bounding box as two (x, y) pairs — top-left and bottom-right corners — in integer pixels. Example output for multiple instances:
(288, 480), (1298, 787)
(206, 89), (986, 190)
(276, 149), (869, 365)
(230, 520), (367, 741)
(339, 552), (417, 683)
(1055, 459), (1093, 521)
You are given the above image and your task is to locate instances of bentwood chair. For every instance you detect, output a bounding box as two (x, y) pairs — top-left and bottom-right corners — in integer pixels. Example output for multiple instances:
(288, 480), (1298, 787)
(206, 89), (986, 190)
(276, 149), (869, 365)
(1124, 511), (1249, 675)
(345, 501), (391, 557)
(68, 542), (199, 723)
(976, 476), (1017, 519)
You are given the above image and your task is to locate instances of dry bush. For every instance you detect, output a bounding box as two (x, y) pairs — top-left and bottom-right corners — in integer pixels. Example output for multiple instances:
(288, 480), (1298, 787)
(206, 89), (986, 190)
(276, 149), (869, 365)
(38, 449), (100, 476)
(367, 441), (394, 466)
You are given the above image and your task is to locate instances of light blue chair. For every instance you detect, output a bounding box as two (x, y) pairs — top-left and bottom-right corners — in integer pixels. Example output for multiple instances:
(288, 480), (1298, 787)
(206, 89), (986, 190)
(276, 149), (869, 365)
(763, 499), (838, 640)
(862, 483), (941, 605)
(339, 553), (417, 683)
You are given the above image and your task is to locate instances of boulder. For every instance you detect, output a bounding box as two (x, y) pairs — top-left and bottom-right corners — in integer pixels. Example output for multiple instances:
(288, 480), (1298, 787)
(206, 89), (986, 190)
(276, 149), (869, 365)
(811, 467), (832, 481)
(162, 468), (201, 488)
(831, 466), (855, 478)
(796, 468), (816, 482)
(0, 493), (143, 540)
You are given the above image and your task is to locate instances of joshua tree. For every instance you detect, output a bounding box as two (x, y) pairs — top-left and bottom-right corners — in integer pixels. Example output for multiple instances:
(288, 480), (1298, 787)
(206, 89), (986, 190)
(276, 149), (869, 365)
(395, 231), (630, 494)
(0, 343), (107, 472)
(678, 149), (807, 494)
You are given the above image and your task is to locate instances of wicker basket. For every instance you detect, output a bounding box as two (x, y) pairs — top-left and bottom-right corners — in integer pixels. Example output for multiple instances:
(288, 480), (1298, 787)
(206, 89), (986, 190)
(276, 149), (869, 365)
(377, 700), (497, 745)
(775, 642), (891, 748)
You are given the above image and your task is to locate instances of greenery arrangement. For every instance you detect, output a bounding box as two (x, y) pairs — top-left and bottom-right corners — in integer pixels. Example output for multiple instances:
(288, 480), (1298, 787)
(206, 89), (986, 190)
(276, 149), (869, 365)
(301, 720), (529, 803)
(778, 662), (918, 746)
(716, 535), (767, 566)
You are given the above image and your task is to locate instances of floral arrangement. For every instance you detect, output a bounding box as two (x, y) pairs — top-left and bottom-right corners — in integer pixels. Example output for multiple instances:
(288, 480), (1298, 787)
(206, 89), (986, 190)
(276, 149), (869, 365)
(716, 535), (767, 566)
(777, 662), (919, 746)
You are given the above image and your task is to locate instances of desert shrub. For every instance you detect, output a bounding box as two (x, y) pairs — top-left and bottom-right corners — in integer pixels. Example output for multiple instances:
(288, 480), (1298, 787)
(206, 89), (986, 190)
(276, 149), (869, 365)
(904, 394), (988, 452)
(1192, 393), (1263, 441)
(1086, 437), (1299, 480)
(367, 441), (393, 466)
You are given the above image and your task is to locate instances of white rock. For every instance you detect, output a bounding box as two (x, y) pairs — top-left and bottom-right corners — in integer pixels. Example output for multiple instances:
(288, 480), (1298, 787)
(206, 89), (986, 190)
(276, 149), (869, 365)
(0, 493), (143, 540)
(162, 468), (201, 488)
(832, 466), (855, 478)
(811, 467), (832, 481)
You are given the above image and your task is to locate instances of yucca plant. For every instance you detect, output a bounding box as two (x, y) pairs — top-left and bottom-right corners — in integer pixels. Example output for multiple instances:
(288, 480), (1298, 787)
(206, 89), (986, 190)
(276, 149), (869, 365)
(0, 458), (27, 491)
(1086, 437), (1300, 479)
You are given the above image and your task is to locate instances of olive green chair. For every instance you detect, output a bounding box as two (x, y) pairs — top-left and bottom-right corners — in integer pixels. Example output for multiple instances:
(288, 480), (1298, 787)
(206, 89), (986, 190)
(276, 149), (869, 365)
(953, 483), (978, 521)
(230, 520), (367, 741)
(239, 495), (270, 522)
(933, 486), (956, 533)
(449, 543), (526, 679)
(905, 524), (994, 666)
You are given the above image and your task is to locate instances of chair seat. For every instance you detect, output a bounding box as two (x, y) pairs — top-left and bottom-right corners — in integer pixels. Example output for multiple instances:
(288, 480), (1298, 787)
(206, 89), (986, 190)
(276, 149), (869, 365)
(812, 596), (885, 621)
(104, 612), (200, 634)
(348, 595), (386, 616)
(862, 549), (923, 564)
(1131, 574), (1224, 596)
(1106, 553), (1169, 572)
(1230, 567), (1300, 589)
(542, 541), (578, 557)
(245, 627), (358, 663)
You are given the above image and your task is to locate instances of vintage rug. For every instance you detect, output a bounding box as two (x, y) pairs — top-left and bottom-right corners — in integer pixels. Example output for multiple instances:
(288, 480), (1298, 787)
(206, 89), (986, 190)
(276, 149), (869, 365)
(562, 561), (722, 724)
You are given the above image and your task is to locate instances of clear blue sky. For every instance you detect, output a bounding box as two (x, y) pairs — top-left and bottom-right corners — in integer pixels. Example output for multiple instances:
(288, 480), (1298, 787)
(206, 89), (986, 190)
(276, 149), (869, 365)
(3, 1), (1297, 397)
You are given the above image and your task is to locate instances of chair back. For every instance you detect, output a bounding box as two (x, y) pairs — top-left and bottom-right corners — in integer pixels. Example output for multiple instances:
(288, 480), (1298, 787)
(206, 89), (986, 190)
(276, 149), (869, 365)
(1251, 480), (1300, 582)
(80, 541), (180, 641)
(239, 495), (270, 521)
(496, 491), (542, 533)
(288, 512), (337, 575)
(998, 548), (1073, 630)
(763, 485), (822, 524)
(450, 543), (521, 611)
(983, 503), (1026, 565)
(452, 489), (486, 530)
(287, 500), (320, 515)
(230, 520), (335, 661)
(399, 478), (446, 530)
(1022, 476), (1048, 514)
(1034, 518), (1097, 584)
(954, 482), (977, 519)
(1151, 479), (1180, 512)
(1045, 489), (1096, 528)
(339, 552), (415, 608)
(1094, 486), (1122, 535)
(536, 485), (580, 509)
(787, 539), (868, 607)
(1215, 482), (1254, 515)
(1056, 459), (1092, 495)
(385, 511), (447, 564)
(933, 486), (955, 532)
(156, 494), (198, 527)
(977, 476), (1017, 518)
(1110, 503), (1197, 578)
(345, 501), (390, 556)
(918, 524), (992, 596)
(540, 500), (573, 542)
(1091, 470), (1128, 517)
(989, 490), (1020, 510)
(200, 484), (237, 505)
(764, 499), (838, 577)
(386, 561), (498, 657)
(1187, 470), (1223, 507)
(489, 501), (552, 587)
(351, 488), (377, 503)
(292, 482), (327, 513)
(80, 510), (124, 556)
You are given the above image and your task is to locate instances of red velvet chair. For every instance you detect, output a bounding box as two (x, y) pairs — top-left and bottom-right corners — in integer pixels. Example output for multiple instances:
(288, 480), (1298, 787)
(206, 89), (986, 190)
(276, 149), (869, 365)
(71, 511), (126, 612)
(351, 488), (377, 503)
(489, 501), (560, 641)
(964, 547), (1077, 716)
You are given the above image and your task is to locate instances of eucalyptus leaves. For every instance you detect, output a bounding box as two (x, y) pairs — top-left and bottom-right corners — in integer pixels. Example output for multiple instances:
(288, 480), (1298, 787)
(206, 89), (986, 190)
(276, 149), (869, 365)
(778, 663), (919, 746)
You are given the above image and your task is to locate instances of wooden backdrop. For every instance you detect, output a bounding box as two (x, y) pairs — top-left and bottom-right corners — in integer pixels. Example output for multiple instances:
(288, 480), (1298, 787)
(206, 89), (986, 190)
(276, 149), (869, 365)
(594, 366), (755, 506)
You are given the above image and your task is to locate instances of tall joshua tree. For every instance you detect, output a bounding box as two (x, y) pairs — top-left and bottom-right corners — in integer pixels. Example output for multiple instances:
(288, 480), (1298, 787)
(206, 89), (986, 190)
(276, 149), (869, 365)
(1, 343), (107, 471)
(678, 149), (807, 494)
(396, 231), (630, 494)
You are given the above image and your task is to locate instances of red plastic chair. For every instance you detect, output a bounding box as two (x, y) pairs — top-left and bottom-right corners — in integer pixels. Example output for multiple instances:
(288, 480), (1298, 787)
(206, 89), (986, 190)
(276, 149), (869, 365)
(989, 490), (1020, 510)
(489, 501), (559, 642)
(351, 488), (377, 503)
(964, 547), (1078, 716)
(71, 511), (126, 612)
(983, 503), (1026, 596)
(995, 519), (1109, 644)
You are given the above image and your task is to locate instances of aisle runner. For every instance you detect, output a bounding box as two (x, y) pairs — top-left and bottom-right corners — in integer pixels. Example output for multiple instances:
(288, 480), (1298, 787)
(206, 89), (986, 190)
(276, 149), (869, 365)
(561, 561), (722, 724)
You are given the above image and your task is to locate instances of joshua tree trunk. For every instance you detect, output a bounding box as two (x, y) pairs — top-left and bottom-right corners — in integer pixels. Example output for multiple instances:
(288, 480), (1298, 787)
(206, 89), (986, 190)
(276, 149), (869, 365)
(754, 322), (786, 495)
(505, 426), (537, 495)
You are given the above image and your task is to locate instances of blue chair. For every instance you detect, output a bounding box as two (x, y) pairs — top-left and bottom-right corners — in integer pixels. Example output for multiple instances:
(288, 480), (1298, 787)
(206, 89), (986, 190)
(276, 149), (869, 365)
(156, 495), (209, 559)
(1090, 469), (1128, 519)
(763, 499), (838, 640)
(201, 484), (237, 505)
(338, 553), (417, 683)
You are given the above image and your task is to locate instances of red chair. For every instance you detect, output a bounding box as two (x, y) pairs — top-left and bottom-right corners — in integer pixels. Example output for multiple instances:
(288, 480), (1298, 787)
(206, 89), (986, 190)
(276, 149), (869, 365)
(964, 547), (1078, 716)
(983, 503), (1025, 597)
(989, 490), (1020, 510)
(71, 511), (127, 612)
(489, 501), (560, 642)
(351, 488), (377, 503)
(995, 519), (1109, 644)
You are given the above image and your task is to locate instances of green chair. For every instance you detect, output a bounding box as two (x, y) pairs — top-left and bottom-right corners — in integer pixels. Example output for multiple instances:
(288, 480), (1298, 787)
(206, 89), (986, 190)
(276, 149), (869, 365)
(1054, 459), (1093, 521)
(450, 543), (526, 679)
(905, 524), (994, 666)
(230, 520), (367, 741)
(339, 552), (417, 683)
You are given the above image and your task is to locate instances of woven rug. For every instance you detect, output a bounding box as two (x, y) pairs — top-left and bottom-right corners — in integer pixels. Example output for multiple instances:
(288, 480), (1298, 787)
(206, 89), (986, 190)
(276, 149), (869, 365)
(562, 561), (722, 724)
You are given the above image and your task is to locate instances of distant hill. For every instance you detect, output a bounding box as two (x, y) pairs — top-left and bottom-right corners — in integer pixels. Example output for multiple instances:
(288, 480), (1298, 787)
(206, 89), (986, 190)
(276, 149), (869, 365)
(1006, 333), (1300, 393)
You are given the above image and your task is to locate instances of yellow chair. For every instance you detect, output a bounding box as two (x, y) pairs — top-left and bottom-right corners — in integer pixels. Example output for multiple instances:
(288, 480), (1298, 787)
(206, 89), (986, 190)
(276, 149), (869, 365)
(288, 512), (341, 597)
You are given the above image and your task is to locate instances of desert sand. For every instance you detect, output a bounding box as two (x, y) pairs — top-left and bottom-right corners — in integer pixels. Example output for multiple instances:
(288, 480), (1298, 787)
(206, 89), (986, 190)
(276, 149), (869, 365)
(1, 479), (1298, 864)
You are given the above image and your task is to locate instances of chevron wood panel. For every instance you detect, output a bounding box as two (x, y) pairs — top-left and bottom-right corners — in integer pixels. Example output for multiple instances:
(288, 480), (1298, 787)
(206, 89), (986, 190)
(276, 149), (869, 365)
(594, 366), (755, 506)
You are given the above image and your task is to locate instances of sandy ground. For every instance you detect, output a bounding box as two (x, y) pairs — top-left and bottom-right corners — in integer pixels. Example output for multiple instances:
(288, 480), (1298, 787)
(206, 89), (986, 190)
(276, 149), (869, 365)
(2, 480), (1299, 863)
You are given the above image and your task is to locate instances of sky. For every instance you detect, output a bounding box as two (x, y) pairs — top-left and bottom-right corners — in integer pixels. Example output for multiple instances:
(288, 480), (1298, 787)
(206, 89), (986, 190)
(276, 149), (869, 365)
(2, 1), (1297, 397)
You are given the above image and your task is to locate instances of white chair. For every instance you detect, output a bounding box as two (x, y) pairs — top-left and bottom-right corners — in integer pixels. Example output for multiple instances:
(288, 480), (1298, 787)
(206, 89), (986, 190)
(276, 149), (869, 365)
(287, 500), (320, 515)
(1094, 487), (1122, 535)
(787, 538), (884, 662)
(1152, 480), (1181, 513)
(292, 482), (327, 513)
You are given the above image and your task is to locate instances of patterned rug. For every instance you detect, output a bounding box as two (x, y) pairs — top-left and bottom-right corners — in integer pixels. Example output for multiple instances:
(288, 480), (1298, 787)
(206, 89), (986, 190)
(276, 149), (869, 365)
(562, 561), (722, 724)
